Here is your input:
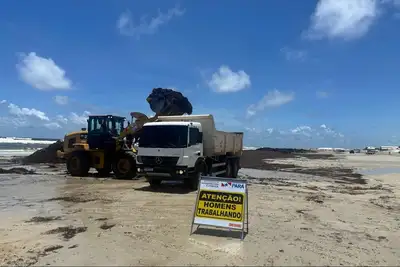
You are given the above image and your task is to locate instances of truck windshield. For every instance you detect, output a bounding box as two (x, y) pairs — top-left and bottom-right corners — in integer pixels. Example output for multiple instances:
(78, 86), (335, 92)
(139, 125), (188, 148)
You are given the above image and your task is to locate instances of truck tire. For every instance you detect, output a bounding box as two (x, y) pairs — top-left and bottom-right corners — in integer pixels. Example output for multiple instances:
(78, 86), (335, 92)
(186, 163), (206, 190)
(231, 159), (239, 178)
(148, 178), (162, 188)
(225, 159), (233, 178)
(112, 151), (136, 179)
(185, 171), (201, 190)
(67, 151), (90, 177)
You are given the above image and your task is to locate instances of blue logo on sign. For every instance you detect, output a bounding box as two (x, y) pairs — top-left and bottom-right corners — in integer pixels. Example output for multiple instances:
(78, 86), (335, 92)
(232, 183), (244, 189)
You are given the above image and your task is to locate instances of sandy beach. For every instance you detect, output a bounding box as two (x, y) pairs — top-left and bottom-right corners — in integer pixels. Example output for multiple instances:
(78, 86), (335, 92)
(0, 152), (399, 266)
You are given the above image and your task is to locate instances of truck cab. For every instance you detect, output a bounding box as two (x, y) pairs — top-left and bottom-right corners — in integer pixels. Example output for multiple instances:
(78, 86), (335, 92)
(136, 121), (203, 184)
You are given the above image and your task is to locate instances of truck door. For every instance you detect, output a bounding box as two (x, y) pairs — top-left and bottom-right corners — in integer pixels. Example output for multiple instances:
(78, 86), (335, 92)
(188, 127), (203, 166)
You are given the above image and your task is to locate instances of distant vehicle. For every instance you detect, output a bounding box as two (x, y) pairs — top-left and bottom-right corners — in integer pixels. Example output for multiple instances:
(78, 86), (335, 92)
(350, 149), (360, 154)
(366, 149), (377, 155)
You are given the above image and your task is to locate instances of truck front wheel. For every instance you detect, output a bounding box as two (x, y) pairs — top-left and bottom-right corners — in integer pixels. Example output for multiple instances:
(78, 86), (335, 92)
(148, 178), (162, 188)
(186, 162), (207, 190)
(185, 172), (201, 190)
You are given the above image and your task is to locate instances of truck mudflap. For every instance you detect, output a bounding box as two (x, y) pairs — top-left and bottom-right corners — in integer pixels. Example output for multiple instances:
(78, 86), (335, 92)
(136, 164), (194, 179)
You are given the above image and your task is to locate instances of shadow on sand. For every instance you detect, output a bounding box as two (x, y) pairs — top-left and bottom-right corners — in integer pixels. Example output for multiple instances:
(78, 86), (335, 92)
(191, 226), (248, 240)
(134, 181), (195, 194)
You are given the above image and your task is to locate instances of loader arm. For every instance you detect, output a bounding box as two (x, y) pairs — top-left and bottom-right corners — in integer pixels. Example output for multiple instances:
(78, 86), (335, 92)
(120, 112), (159, 141)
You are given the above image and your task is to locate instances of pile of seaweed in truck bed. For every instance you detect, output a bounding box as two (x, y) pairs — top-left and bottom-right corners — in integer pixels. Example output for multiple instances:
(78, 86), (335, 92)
(21, 140), (64, 164)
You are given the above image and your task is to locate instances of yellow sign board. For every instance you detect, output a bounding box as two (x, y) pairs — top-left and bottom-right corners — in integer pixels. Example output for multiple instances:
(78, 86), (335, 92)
(191, 177), (249, 239)
(195, 190), (244, 222)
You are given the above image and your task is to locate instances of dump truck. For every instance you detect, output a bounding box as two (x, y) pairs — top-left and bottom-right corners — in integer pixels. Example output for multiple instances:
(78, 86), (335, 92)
(136, 114), (244, 190)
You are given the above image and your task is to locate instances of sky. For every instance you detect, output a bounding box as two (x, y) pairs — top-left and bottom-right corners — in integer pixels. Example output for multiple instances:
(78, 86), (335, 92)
(1, 0), (400, 148)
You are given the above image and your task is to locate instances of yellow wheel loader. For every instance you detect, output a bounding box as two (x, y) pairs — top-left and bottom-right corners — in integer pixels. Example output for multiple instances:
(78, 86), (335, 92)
(58, 115), (136, 179)
(57, 112), (156, 179)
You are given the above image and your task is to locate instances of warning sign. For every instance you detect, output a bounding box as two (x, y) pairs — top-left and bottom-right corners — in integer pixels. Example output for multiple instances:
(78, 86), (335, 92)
(196, 190), (244, 222)
(192, 176), (248, 234)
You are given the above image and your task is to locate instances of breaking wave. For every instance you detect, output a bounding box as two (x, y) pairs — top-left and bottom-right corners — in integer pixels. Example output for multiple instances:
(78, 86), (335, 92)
(0, 137), (59, 151)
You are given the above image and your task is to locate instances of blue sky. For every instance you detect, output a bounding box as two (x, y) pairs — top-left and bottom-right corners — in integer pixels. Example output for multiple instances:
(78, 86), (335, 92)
(1, 0), (400, 148)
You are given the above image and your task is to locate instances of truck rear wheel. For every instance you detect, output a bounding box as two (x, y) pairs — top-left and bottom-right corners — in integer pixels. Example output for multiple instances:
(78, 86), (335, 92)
(225, 159), (233, 178)
(112, 151), (136, 179)
(67, 151), (90, 177)
(232, 159), (239, 178)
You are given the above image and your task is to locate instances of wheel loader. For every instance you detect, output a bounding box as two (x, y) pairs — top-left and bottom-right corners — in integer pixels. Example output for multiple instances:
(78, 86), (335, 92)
(57, 112), (158, 179)
(61, 114), (138, 179)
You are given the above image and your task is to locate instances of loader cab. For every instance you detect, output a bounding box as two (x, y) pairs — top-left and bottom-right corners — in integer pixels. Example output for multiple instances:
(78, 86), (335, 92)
(87, 115), (126, 150)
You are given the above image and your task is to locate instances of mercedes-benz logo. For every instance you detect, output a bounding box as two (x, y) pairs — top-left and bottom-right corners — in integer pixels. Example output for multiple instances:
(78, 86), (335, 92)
(155, 157), (163, 165)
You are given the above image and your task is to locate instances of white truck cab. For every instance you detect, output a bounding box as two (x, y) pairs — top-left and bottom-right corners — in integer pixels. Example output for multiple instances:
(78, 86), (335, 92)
(136, 114), (243, 190)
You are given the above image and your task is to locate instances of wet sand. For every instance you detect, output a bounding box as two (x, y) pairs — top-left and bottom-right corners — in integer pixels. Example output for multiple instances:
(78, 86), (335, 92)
(0, 153), (399, 266)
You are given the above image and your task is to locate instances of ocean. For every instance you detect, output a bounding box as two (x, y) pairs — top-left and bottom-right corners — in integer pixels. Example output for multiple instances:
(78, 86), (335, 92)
(0, 137), (59, 157)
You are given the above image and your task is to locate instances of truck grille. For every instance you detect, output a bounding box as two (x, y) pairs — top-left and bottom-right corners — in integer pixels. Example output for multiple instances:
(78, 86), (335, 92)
(141, 156), (179, 166)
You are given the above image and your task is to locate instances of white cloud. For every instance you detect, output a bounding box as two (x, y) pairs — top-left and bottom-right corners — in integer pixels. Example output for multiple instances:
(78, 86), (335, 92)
(56, 115), (68, 125)
(0, 100), (6, 104)
(304, 0), (380, 41)
(291, 125), (312, 135)
(0, 116), (30, 128)
(54, 95), (69, 105)
(69, 111), (91, 125)
(7, 103), (49, 121)
(16, 52), (72, 90)
(0, 100), (92, 132)
(280, 47), (307, 61)
(320, 124), (344, 137)
(208, 65), (251, 93)
(243, 123), (346, 148)
(117, 5), (185, 39)
(44, 122), (62, 130)
(246, 89), (295, 117)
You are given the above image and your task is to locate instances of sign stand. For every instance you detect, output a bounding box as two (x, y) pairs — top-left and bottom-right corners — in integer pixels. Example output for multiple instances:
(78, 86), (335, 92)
(189, 176), (249, 240)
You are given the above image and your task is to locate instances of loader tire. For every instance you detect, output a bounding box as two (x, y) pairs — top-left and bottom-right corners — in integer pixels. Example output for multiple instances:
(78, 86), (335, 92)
(112, 151), (136, 179)
(67, 151), (90, 177)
